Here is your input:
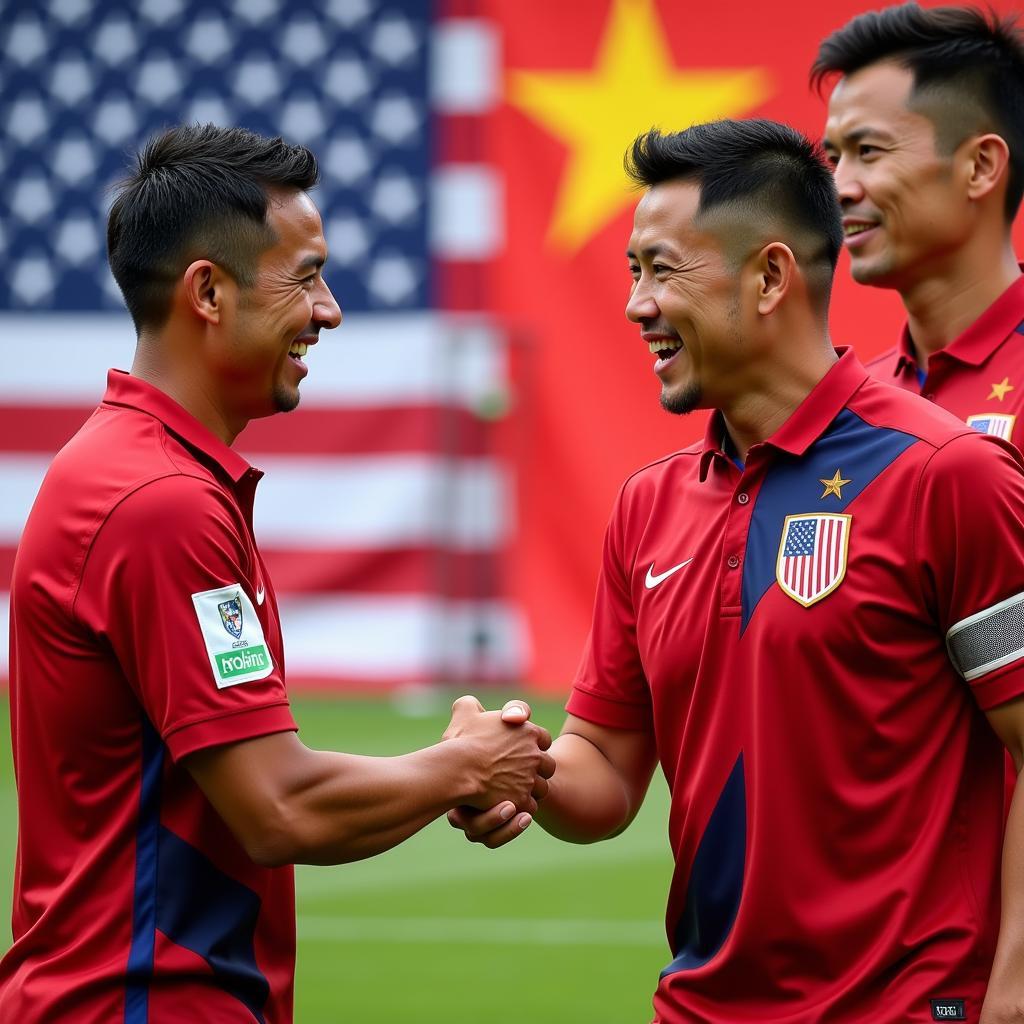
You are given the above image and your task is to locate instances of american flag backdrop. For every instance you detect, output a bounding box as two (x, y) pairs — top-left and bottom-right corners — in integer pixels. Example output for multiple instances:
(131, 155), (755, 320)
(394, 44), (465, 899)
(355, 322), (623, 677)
(0, 0), (526, 688)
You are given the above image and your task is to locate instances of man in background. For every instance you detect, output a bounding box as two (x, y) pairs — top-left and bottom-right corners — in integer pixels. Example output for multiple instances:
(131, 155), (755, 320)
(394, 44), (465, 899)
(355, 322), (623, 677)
(0, 123), (552, 1023)
(452, 119), (1024, 1021)
(814, 2), (1024, 439)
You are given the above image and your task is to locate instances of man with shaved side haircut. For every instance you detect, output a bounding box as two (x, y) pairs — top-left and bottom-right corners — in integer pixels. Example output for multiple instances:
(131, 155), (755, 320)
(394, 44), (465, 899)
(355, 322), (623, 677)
(0, 123), (554, 1023)
(814, 3), (1024, 443)
(450, 118), (1024, 1022)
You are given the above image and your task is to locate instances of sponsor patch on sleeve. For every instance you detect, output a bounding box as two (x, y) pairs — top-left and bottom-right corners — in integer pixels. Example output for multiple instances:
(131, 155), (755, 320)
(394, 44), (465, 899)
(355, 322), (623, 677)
(191, 583), (274, 688)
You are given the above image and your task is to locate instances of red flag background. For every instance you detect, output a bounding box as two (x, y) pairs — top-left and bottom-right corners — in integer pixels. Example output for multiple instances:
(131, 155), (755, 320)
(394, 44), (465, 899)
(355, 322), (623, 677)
(484, 0), (1024, 688)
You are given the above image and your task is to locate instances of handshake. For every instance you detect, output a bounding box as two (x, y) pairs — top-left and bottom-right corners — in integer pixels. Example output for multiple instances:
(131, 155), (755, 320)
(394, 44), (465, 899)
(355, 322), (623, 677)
(440, 695), (556, 849)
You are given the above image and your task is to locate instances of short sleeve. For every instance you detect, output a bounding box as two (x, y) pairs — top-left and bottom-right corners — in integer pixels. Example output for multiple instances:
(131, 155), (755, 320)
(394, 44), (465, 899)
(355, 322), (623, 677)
(567, 486), (653, 732)
(917, 433), (1024, 709)
(77, 473), (296, 759)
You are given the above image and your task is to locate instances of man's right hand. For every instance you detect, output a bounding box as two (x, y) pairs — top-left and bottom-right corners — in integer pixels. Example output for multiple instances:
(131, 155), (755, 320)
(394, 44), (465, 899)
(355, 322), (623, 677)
(441, 695), (555, 811)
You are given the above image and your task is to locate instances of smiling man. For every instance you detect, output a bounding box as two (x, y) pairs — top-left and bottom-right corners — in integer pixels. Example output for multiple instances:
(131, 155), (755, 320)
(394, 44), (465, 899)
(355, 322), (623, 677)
(814, 3), (1024, 441)
(0, 124), (554, 1023)
(451, 119), (1024, 1022)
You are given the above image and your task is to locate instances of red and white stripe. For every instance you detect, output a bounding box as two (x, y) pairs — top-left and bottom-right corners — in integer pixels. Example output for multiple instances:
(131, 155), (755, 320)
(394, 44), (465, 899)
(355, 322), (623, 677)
(0, 312), (525, 689)
(780, 515), (848, 605)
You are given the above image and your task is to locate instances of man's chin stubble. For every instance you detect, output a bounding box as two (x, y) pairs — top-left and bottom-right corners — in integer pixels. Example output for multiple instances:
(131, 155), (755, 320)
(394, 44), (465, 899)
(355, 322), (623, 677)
(660, 383), (702, 416)
(273, 386), (301, 414)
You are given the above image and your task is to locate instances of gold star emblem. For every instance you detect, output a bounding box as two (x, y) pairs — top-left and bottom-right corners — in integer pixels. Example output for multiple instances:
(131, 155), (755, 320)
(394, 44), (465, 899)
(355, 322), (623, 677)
(989, 377), (1014, 402)
(507, 0), (772, 252)
(820, 470), (851, 500)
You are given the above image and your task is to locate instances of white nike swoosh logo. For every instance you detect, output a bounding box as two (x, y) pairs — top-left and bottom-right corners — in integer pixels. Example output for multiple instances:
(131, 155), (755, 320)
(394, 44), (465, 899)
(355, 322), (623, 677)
(256, 585), (265, 606)
(644, 559), (693, 590)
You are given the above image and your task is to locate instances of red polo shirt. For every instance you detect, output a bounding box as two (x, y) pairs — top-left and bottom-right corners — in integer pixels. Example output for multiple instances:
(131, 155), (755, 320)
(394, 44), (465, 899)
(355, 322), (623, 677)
(569, 349), (1024, 1022)
(1, 371), (299, 1023)
(867, 274), (1024, 443)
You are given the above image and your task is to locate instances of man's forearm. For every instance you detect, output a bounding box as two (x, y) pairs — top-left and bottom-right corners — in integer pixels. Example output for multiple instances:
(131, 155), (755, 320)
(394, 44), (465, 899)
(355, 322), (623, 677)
(533, 733), (638, 843)
(264, 742), (489, 866)
(187, 700), (554, 868)
(982, 768), (1024, 1022)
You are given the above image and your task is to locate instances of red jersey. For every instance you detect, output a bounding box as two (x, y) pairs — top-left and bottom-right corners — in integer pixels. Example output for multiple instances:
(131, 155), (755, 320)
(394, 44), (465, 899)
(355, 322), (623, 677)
(866, 274), (1024, 444)
(1, 371), (299, 1023)
(867, 274), (1024, 810)
(568, 349), (1024, 1023)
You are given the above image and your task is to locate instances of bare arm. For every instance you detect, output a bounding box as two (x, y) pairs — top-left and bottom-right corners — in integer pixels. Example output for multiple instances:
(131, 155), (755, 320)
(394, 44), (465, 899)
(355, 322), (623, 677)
(450, 712), (656, 848)
(185, 696), (554, 867)
(980, 695), (1024, 1023)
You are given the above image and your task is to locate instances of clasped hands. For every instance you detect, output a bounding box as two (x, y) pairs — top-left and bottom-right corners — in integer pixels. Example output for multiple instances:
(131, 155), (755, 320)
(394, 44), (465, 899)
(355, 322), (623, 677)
(441, 695), (555, 849)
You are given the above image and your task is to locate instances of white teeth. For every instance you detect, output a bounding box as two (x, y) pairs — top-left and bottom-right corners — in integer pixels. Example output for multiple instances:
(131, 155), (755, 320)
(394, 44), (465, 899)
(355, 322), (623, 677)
(289, 341), (309, 357)
(648, 339), (683, 355)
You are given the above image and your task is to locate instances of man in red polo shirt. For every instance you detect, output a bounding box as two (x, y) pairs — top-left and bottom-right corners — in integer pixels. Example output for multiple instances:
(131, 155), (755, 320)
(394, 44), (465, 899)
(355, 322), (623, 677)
(452, 119), (1024, 1022)
(0, 124), (553, 1023)
(814, 4), (1024, 439)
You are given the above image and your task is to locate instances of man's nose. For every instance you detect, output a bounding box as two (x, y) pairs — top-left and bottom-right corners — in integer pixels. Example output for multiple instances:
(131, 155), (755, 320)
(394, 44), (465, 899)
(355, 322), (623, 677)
(314, 281), (342, 330)
(625, 277), (658, 323)
(832, 156), (864, 205)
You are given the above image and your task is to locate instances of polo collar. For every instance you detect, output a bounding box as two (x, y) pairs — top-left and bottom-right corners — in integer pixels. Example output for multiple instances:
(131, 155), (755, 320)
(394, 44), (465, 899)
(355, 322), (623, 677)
(101, 369), (255, 484)
(896, 271), (1024, 375)
(699, 347), (868, 479)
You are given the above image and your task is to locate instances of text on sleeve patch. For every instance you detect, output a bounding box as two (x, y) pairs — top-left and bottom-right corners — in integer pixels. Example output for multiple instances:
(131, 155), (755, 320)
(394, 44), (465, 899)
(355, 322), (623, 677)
(191, 584), (274, 689)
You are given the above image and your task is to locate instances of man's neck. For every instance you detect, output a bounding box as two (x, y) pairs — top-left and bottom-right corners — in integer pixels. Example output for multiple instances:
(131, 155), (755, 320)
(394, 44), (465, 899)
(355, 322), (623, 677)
(902, 242), (1020, 367)
(720, 343), (839, 463)
(131, 339), (242, 445)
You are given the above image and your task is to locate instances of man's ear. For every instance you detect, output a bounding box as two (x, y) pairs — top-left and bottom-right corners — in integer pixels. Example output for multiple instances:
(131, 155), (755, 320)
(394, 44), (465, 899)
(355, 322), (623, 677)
(182, 260), (232, 325)
(752, 241), (796, 316)
(962, 133), (1011, 204)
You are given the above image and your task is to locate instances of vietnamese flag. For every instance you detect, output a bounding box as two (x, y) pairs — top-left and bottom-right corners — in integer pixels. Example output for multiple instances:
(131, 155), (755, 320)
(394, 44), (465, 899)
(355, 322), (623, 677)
(478, 0), (1024, 688)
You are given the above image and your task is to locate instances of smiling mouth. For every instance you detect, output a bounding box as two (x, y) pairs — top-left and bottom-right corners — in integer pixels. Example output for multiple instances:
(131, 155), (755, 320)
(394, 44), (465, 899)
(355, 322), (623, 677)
(647, 337), (684, 358)
(843, 223), (877, 238)
(288, 340), (310, 361)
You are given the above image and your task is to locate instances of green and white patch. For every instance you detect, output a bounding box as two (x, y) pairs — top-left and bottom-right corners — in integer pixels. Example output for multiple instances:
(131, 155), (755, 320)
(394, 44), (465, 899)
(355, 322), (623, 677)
(191, 583), (274, 688)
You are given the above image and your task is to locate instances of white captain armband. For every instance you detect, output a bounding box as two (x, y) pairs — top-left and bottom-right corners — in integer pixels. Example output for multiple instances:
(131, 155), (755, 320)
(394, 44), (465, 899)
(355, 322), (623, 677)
(946, 590), (1024, 681)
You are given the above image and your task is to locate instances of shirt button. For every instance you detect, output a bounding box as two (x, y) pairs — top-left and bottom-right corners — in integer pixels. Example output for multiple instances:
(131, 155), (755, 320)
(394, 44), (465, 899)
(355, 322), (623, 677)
(737, 492), (749, 505)
(727, 555), (740, 569)
(925, 393), (935, 401)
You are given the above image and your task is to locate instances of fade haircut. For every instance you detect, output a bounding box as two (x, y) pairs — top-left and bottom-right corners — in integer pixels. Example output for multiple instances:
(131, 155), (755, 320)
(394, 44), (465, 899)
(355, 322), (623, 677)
(625, 120), (843, 311)
(811, 3), (1024, 220)
(107, 123), (319, 332)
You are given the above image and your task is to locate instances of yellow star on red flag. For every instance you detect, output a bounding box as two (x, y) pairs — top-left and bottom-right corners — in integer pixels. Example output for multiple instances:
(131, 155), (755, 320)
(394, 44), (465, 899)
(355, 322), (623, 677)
(820, 470), (851, 500)
(507, 0), (773, 252)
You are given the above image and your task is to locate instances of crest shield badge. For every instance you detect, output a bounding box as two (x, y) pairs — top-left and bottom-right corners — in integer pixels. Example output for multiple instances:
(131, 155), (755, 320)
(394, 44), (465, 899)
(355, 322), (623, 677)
(776, 513), (851, 607)
(966, 413), (1015, 441)
(218, 595), (243, 639)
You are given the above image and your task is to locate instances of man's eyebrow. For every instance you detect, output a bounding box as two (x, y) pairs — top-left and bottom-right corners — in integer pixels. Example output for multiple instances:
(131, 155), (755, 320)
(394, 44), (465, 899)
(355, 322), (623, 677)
(296, 254), (326, 274)
(823, 125), (899, 148)
(625, 244), (676, 260)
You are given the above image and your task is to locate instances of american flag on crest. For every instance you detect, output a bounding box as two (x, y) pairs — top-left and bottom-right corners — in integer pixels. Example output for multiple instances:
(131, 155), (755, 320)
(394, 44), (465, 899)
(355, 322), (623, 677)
(966, 413), (1016, 441)
(0, 0), (525, 688)
(776, 513), (851, 608)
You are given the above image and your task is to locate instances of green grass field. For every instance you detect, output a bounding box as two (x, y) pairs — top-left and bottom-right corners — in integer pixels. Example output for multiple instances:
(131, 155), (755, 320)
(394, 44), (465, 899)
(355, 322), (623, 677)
(0, 694), (673, 1022)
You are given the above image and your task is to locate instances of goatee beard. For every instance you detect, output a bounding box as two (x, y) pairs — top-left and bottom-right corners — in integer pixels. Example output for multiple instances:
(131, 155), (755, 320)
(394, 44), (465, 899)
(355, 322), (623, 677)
(273, 384), (301, 414)
(660, 382), (702, 416)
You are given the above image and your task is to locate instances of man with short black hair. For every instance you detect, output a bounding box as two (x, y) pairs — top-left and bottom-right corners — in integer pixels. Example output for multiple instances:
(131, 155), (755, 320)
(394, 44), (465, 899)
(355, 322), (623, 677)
(0, 123), (554, 1023)
(452, 118), (1024, 1021)
(814, 2), (1024, 441)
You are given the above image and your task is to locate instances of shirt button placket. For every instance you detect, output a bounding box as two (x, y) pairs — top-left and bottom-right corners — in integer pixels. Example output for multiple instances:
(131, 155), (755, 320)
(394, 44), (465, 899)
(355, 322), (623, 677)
(720, 476), (754, 613)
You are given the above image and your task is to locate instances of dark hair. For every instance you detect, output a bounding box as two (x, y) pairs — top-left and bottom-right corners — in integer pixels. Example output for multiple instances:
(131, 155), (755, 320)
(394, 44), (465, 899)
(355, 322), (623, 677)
(625, 120), (843, 309)
(107, 123), (319, 331)
(811, 3), (1024, 219)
